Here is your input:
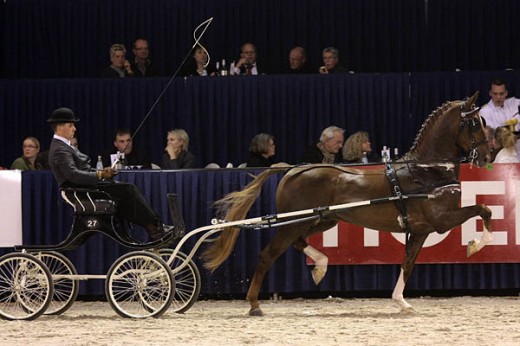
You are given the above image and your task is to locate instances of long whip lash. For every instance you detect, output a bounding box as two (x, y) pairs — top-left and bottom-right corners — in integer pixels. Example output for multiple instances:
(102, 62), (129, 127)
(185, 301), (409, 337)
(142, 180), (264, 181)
(112, 17), (214, 168)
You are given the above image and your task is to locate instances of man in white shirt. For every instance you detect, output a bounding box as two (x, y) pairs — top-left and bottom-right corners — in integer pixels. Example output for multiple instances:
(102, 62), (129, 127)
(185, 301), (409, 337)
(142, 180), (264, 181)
(479, 79), (520, 155)
(480, 79), (520, 129)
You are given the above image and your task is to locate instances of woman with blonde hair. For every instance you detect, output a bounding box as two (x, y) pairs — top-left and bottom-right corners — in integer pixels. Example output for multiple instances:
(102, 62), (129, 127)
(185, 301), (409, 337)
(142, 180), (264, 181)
(342, 131), (372, 163)
(493, 126), (519, 163)
(161, 129), (197, 169)
(11, 136), (42, 170)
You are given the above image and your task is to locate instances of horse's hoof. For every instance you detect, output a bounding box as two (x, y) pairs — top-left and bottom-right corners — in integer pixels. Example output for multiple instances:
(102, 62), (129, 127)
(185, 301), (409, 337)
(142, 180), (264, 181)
(393, 298), (413, 312)
(467, 239), (479, 257)
(249, 308), (264, 317)
(311, 267), (326, 285)
(399, 306), (415, 314)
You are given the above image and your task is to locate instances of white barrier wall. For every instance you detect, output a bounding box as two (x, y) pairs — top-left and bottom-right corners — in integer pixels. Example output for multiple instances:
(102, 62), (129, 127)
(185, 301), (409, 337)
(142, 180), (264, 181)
(0, 170), (22, 247)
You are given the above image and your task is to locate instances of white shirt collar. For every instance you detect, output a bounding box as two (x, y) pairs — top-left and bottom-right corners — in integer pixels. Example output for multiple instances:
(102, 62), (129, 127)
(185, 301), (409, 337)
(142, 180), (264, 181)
(53, 134), (71, 146)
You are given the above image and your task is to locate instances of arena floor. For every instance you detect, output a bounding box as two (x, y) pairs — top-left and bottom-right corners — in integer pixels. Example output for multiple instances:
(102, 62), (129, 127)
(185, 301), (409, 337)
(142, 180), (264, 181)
(1, 296), (519, 346)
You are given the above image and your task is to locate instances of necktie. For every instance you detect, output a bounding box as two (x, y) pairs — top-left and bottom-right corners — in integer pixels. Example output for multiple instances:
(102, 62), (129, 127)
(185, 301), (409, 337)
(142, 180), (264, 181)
(246, 65), (252, 75)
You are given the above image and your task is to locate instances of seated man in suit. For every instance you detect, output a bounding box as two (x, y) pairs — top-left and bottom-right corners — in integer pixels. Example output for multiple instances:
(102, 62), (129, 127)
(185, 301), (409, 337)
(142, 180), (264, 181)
(301, 126), (344, 164)
(101, 128), (151, 169)
(232, 42), (267, 75)
(47, 107), (174, 241)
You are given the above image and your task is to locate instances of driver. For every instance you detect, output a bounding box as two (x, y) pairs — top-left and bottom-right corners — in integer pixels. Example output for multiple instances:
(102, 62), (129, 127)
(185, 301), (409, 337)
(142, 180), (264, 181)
(47, 107), (176, 242)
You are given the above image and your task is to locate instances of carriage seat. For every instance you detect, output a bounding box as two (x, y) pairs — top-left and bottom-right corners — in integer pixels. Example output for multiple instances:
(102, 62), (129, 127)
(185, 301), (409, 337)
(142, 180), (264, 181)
(60, 187), (116, 215)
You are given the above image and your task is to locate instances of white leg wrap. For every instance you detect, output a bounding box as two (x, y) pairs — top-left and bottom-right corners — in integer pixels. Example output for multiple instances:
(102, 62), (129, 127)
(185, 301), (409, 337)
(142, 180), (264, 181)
(392, 268), (413, 311)
(467, 225), (493, 257)
(303, 245), (328, 285)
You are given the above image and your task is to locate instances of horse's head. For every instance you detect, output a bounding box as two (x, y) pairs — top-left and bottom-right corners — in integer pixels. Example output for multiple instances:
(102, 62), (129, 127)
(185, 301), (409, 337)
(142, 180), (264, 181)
(456, 91), (491, 166)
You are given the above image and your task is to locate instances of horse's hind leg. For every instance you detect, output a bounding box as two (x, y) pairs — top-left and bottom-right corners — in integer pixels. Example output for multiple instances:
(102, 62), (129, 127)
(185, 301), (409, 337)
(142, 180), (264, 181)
(293, 237), (328, 285)
(392, 232), (428, 312)
(246, 226), (300, 316)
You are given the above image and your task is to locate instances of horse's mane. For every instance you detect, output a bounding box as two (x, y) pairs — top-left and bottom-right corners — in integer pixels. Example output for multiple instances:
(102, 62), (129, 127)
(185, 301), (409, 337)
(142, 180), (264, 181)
(402, 100), (461, 161)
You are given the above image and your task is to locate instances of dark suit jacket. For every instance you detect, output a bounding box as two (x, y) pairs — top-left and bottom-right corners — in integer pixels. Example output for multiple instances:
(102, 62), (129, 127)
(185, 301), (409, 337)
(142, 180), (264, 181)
(48, 138), (98, 187)
(246, 152), (274, 167)
(161, 150), (197, 169)
(301, 145), (343, 164)
(130, 60), (160, 77)
(238, 61), (269, 75)
(101, 66), (133, 78)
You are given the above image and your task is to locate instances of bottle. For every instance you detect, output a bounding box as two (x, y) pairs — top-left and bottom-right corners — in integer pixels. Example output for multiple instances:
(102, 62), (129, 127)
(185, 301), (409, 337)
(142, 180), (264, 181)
(361, 152), (368, 164)
(229, 61), (235, 75)
(220, 59), (228, 76)
(96, 155), (103, 170)
(215, 61), (220, 76)
(115, 151), (123, 170)
(394, 148), (399, 159)
(120, 152), (128, 169)
(381, 146), (388, 162)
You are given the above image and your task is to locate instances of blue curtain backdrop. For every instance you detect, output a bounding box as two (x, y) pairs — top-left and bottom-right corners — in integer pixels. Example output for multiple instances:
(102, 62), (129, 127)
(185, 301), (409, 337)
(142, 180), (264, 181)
(4, 170), (518, 297)
(2, 0), (520, 78)
(0, 74), (412, 168)
(2, 71), (520, 169)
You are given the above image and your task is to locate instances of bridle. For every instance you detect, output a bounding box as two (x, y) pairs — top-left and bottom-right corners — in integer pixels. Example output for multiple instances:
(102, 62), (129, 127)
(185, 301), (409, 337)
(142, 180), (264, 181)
(459, 103), (486, 165)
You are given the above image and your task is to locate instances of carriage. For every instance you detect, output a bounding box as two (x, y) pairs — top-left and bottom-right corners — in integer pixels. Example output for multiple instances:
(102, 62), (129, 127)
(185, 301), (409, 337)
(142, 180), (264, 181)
(0, 189), (201, 320)
(0, 92), (494, 320)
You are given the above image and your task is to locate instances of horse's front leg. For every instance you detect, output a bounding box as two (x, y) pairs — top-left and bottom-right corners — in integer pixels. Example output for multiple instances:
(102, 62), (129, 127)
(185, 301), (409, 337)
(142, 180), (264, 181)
(391, 232), (429, 312)
(465, 205), (493, 256)
(433, 204), (493, 257)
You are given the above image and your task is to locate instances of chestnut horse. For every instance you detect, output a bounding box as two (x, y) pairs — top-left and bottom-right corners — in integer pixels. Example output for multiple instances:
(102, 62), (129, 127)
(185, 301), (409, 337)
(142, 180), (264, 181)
(204, 92), (493, 316)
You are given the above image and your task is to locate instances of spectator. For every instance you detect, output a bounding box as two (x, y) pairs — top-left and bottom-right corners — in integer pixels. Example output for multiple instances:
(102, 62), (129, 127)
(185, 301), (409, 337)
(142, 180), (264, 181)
(11, 136), (43, 170)
(161, 129), (197, 169)
(483, 126), (497, 161)
(46, 107), (175, 241)
(181, 45), (216, 77)
(101, 128), (151, 169)
(319, 47), (348, 74)
(102, 44), (134, 78)
(232, 42), (267, 75)
(480, 78), (520, 156)
(301, 126), (344, 164)
(246, 133), (276, 167)
(493, 126), (519, 163)
(479, 79), (520, 131)
(342, 131), (373, 163)
(287, 46), (314, 74)
(130, 38), (159, 77)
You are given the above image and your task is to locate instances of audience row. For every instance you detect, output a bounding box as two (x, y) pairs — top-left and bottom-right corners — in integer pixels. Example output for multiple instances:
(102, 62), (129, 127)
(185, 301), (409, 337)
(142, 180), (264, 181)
(10, 121), (519, 172)
(8, 124), (374, 171)
(102, 39), (351, 78)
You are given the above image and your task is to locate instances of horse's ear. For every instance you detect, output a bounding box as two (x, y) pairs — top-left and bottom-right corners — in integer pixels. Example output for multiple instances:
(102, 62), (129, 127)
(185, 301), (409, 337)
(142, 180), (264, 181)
(465, 91), (479, 110)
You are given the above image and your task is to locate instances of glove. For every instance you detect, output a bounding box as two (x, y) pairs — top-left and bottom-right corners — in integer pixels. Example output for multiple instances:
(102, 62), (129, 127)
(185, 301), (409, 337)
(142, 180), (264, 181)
(97, 168), (117, 180)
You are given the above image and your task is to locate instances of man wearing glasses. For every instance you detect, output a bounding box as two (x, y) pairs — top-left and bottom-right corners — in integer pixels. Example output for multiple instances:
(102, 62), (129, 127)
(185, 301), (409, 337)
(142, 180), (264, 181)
(131, 38), (159, 77)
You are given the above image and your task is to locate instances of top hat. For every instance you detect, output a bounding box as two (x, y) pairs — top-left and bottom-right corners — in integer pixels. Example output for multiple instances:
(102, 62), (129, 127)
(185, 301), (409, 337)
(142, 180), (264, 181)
(47, 107), (80, 124)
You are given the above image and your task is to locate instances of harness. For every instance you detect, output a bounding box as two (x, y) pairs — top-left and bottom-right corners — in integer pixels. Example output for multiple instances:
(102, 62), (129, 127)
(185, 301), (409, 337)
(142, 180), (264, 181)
(384, 161), (412, 247)
(383, 102), (485, 251)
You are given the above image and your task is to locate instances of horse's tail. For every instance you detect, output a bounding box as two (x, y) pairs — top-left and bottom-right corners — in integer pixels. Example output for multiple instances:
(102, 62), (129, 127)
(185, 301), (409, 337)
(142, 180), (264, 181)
(203, 168), (285, 272)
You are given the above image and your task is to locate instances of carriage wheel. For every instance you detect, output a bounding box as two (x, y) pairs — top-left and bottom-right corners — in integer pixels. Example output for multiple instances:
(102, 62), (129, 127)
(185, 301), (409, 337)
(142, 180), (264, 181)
(157, 249), (201, 314)
(0, 253), (53, 320)
(105, 251), (174, 318)
(33, 251), (79, 315)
